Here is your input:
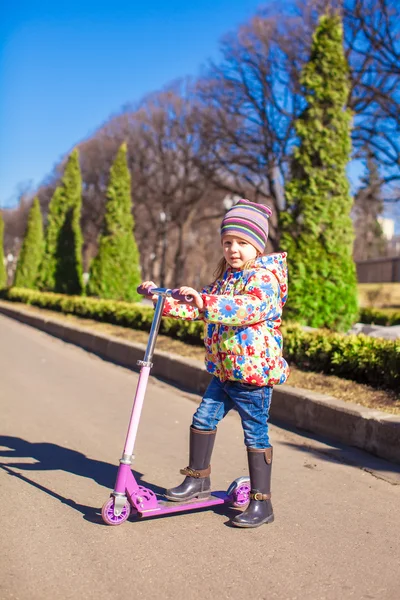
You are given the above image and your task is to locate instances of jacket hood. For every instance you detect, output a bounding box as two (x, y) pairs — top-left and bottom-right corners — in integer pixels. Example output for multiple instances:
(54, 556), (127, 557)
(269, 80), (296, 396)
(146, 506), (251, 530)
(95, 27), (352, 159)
(255, 252), (288, 305)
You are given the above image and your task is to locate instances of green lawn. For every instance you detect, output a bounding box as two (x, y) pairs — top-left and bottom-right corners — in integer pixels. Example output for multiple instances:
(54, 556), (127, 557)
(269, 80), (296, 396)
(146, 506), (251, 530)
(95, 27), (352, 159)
(358, 283), (400, 309)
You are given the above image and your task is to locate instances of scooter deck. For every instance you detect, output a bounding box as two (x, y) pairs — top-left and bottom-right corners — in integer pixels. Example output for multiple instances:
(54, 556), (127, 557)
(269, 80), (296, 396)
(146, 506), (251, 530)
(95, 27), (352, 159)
(138, 491), (228, 518)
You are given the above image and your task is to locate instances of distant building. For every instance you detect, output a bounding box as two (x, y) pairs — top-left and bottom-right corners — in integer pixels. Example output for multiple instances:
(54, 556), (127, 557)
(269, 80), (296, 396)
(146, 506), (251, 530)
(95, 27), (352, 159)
(356, 217), (400, 282)
(378, 217), (395, 240)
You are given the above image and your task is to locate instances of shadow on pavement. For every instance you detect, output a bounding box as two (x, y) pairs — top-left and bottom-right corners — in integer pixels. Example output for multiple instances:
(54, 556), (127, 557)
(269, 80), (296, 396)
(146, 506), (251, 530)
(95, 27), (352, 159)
(276, 440), (400, 484)
(0, 436), (241, 525)
(1, 464), (105, 524)
(271, 417), (400, 478)
(0, 435), (165, 524)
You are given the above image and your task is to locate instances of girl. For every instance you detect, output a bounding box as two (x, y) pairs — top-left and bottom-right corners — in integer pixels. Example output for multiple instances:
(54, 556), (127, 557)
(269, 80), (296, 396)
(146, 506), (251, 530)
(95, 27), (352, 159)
(141, 199), (289, 528)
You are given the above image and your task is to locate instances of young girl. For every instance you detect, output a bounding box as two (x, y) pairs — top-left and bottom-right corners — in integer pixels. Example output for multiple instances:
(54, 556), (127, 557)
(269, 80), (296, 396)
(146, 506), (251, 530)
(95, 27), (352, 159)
(141, 199), (289, 528)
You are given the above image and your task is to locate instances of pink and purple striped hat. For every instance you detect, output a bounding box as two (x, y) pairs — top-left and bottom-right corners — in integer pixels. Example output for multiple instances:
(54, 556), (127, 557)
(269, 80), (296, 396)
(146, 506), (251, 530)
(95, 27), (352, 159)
(220, 199), (272, 253)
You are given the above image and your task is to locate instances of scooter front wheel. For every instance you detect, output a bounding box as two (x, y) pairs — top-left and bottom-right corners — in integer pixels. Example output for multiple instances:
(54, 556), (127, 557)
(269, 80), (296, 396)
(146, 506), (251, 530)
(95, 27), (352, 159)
(101, 497), (131, 526)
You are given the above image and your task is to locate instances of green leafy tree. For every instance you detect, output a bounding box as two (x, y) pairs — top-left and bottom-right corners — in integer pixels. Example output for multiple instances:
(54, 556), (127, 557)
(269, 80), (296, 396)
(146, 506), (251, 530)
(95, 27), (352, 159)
(280, 14), (358, 331)
(14, 197), (44, 288)
(39, 148), (83, 294)
(87, 143), (141, 301)
(0, 213), (6, 288)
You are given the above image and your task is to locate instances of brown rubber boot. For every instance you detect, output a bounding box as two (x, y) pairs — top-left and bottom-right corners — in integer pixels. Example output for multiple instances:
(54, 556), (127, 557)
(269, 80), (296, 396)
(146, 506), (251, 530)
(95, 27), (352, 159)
(231, 447), (274, 528)
(164, 427), (216, 502)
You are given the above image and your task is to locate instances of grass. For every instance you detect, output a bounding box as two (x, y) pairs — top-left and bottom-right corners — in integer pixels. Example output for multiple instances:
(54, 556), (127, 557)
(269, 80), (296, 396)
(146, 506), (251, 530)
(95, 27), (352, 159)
(358, 283), (400, 309)
(2, 299), (399, 416)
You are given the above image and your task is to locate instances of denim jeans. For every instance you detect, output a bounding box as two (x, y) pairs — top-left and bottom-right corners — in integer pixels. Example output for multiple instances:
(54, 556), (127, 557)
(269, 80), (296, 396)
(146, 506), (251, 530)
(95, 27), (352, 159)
(192, 376), (273, 448)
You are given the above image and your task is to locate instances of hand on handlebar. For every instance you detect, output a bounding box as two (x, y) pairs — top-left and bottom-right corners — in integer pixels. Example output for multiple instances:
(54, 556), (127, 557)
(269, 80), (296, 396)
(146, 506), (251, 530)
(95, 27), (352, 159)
(177, 286), (204, 310)
(139, 281), (158, 303)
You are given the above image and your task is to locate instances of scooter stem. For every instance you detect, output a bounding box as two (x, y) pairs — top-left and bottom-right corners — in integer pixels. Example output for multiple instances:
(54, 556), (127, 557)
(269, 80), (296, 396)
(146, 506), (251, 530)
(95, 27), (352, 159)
(121, 294), (166, 460)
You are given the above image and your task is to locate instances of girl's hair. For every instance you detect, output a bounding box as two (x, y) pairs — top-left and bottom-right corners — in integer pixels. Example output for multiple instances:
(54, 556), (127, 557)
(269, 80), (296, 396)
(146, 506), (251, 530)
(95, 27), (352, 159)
(211, 253), (263, 284)
(212, 257), (229, 283)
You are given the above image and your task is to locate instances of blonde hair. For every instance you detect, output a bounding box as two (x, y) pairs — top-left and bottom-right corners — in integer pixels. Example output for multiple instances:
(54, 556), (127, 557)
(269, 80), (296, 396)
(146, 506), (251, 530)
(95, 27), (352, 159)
(211, 254), (263, 285)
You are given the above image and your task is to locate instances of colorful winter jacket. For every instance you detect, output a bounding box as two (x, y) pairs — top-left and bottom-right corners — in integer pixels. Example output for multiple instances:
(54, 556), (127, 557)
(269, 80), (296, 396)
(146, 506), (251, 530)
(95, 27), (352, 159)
(162, 253), (289, 387)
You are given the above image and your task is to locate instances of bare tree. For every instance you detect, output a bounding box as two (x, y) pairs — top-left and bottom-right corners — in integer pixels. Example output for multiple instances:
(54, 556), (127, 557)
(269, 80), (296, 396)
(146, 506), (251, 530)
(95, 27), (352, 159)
(78, 131), (124, 268)
(343, 0), (400, 200)
(196, 13), (306, 249)
(126, 83), (222, 286)
(196, 0), (399, 254)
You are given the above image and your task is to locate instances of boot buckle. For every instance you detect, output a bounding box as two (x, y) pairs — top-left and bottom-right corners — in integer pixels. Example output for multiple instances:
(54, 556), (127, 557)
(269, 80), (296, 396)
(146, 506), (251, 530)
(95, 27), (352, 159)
(180, 466), (211, 478)
(250, 491), (271, 501)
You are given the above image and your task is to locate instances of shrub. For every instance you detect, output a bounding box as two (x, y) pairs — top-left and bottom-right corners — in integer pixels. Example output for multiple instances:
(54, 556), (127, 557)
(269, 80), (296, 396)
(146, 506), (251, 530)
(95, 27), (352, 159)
(280, 14), (358, 331)
(359, 307), (400, 327)
(87, 143), (141, 302)
(14, 197), (44, 289)
(1, 288), (398, 392)
(39, 149), (83, 294)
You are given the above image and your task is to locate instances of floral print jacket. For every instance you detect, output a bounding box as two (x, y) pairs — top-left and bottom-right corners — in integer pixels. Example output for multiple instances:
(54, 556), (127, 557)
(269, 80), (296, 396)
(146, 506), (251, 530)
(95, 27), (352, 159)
(162, 253), (289, 387)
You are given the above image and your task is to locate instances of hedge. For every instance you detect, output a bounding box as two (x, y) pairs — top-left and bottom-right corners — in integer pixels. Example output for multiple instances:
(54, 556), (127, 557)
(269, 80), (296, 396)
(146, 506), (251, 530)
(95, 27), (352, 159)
(0, 287), (203, 345)
(359, 307), (400, 327)
(1, 287), (399, 392)
(283, 324), (399, 391)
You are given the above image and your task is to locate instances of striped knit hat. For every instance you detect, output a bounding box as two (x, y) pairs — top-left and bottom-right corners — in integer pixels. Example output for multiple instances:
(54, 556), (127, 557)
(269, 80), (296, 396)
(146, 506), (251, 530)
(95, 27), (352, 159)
(220, 199), (272, 253)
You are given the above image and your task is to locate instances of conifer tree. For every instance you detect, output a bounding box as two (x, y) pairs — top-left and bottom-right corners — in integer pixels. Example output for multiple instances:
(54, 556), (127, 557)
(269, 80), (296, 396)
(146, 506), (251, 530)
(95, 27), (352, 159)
(280, 14), (358, 331)
(39, 148), (83, 294)
(14, 197), (44, 289)
(87, 143), (141, 301)
(0, 213), (6, 288)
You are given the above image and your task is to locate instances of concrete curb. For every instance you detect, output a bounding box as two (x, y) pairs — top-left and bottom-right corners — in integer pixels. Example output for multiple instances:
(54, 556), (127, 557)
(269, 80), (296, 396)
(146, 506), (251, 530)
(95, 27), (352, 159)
(1, 301), (400, 465)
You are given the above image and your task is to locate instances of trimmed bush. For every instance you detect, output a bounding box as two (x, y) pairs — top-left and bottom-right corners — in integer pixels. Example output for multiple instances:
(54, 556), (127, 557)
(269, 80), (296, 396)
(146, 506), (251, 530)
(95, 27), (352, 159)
(280, 14), (358, 331)
(283, 323), (399, 391)
(14, 197), (44, 289)
(359, 307), (400, 327)
(1, 287), (398, 392)
(39, 148), (83, 295)
(87, 143), (141, 302)
(1, 287), (203, 345)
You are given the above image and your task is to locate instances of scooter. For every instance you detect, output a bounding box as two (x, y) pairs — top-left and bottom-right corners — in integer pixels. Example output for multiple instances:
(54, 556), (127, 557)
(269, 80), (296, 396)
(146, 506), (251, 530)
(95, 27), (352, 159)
(101, 286), (250, 526)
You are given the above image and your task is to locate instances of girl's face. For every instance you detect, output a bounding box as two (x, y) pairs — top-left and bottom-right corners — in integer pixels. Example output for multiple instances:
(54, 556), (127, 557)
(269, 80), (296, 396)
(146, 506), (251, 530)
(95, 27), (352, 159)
(222, 235), (258, 270)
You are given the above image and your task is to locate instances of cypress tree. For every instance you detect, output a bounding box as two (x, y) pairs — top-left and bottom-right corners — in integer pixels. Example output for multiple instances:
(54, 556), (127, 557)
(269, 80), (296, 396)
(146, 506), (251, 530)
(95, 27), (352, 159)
(14, 197), (44, 289)
(280, 14), (358, 331)
(39, 148), (83, 295)
(0, 213), (6, 288)
(87, 143), (141, 302)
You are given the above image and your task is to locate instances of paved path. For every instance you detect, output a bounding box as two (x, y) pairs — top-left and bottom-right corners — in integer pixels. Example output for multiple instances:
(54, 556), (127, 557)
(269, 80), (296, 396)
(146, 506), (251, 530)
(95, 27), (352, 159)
(1, 314), (400, 600)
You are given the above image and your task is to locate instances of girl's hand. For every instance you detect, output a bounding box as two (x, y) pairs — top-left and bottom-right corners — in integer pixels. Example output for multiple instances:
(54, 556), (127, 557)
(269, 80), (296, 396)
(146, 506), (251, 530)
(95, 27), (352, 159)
(140, 281), (158, 303)
(178, 286), (204, 310)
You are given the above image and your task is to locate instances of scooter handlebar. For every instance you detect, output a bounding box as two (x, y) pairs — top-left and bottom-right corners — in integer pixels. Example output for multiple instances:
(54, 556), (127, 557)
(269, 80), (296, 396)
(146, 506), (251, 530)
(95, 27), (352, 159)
(170, 289), (194, 303)
(137, 284), (154, 297)
(137, 285), (194, 304)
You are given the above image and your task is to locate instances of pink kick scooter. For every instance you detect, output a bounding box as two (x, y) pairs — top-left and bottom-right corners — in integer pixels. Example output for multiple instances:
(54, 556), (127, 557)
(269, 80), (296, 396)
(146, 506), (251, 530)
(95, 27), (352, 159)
(101, 286), (250, 526)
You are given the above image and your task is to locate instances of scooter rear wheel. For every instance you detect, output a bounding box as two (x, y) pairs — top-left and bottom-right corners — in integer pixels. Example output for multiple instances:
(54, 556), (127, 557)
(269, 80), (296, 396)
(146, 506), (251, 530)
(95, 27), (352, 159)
(227, 477), (251, 508)
(101, 497), (131, 526)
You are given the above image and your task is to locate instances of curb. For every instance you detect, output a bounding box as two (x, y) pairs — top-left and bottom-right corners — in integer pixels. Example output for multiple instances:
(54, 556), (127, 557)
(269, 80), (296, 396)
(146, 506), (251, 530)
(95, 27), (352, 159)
(1, 301), (399, 466)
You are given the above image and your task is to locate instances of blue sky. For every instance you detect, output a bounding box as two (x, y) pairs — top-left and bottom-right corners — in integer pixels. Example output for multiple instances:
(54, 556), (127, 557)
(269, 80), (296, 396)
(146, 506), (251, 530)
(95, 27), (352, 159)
(1, 1), (398, 231)
(0, 0), (265, 208)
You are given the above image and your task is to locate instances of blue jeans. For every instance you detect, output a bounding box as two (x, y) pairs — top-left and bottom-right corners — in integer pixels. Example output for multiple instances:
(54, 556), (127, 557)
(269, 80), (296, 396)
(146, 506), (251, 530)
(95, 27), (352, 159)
(192, 377), (273, 448)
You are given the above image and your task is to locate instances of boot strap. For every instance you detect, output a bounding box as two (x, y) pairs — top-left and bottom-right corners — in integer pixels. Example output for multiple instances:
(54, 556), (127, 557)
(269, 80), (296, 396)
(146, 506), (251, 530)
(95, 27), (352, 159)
(180, 466), (211, 478)
(250, 491), (271, 501)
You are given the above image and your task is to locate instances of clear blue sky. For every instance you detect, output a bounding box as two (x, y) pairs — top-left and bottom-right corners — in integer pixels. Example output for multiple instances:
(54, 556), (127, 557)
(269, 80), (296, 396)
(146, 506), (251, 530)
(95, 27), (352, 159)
(0, 0), (266, 208)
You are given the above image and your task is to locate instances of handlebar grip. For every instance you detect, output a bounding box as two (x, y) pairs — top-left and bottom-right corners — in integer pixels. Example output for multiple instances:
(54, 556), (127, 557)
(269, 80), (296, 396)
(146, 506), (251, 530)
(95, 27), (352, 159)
(171, 289), (194, 303)
(137, 285), (194, 303)
(137, 285), (155, 297)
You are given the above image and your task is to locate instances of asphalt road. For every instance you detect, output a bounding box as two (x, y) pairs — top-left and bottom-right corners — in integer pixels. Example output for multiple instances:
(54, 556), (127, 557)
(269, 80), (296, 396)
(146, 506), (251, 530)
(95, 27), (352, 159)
(1, 314), (400, 600)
